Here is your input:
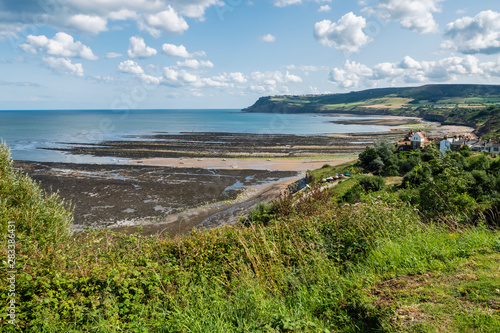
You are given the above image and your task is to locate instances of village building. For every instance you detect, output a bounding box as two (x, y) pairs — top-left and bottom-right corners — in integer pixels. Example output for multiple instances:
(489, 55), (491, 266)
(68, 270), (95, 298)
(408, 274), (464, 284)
(439, 137), (454, 155)
(438, 134), (499, 156)
(411, 132), (426, 150)
(450, 140), (466, 152)
(397, 130), (430, 151)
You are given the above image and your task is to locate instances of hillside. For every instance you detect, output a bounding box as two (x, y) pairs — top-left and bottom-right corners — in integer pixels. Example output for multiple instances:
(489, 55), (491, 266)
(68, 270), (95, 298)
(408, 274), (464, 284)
(243, 84), (500, 138)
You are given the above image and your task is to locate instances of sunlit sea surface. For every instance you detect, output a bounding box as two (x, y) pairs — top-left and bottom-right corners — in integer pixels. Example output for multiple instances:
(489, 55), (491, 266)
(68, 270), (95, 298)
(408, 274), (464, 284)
(0, 109), (387, 163)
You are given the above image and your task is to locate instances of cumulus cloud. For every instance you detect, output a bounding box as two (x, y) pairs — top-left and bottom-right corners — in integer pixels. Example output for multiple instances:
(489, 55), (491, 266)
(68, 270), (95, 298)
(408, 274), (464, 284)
(169, 0), (222, 18)
(442, 10), (500, 55)
(229, 72), (247, 83)
(162, 44), (206, 58)
(108, 9), (138, 21)
(20, 32), (98, 60)
(314, 12), (372, 52)
(140, 7), (189, 37)
(210, 72), (248, 84)
(0, 0), (223, 38)
(363, 0), (442, 34)
(318, 5), (331, 12)
(162, 44), (190, 58)
(118, 60), (145, 75)
(127, 36), (157, 58)
(176, 59), (214, 69)
(329, 61), (373, 88)
(118, 60), (162, 84)
(251, 71), (303, 84)
(43, 57), (84, 77)
(261, 34), (276, 42)
(67, 14), (108, 34)
(328, 55), (488, 88)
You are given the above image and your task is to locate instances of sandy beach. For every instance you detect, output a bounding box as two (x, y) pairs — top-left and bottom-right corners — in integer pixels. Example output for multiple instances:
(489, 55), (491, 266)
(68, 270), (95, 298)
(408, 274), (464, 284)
(130, 156), (358, 172)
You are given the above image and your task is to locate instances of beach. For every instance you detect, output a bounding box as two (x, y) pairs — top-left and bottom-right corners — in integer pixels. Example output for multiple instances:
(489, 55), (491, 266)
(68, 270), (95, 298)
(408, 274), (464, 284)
(12, 113), (475, 237)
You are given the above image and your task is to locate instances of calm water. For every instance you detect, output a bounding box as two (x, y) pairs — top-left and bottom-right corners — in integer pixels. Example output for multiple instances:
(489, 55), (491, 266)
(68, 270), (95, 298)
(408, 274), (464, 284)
(0, 109), (386, 163)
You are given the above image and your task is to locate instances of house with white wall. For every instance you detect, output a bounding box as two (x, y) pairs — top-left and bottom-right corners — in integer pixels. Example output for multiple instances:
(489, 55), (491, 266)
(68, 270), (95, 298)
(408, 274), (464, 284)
(411, 132), (426, 150)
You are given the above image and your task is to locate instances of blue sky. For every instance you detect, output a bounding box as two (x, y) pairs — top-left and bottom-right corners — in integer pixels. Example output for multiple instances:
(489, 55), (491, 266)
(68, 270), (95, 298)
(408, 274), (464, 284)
(1, 0), (500, 109)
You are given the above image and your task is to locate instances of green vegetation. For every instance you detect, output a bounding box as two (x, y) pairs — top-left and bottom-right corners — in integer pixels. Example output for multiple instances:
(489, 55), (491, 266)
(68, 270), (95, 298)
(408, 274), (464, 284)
(243, 84), (500, 138)
(1, 142), (500, 332)
(0, 142), (73, 250)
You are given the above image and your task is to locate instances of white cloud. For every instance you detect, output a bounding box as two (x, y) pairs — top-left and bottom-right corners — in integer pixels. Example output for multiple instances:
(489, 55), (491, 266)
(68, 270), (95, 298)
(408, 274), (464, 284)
(176, 59), (214, 69)
(251, 71), (303, 85)
(106, 52), (122, 59)
(0, 1), (225, 39)
(20, 32), (98, 60)
(67, 14), (108, 35)
(442, 10), (500, 55)
(169, 0), (222, 18)
(329, 61), (373, 88)
(274, 0), (302, 6)
(118, 60), (162, 85)
(109, 9), (138, 21)
(43, 57), (84, 77)
(127, 36), (157, 58)
(328, 55), (489, 88)
(261, 34), (276, 42)
(363, 0), (442, 34)
(229, 72), (247, 83)
(94, 75), (114, 82)
(162, 44), (190, 58)
(161, 43), (206, 58)
(314, 12), (372, 52)
(211, 72), (248, 83)
(318, 5), (331, 12)
(290, 65), (331, 72)
(284, 71), (302, 82)
(140, 7), (189, 37)
(118, 60), (145, 75)
(273, 0), (331, 7)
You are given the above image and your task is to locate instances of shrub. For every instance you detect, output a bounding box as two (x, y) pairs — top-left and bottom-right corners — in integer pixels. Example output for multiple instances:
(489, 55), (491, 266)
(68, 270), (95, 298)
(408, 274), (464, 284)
(358, 176), (386, 192)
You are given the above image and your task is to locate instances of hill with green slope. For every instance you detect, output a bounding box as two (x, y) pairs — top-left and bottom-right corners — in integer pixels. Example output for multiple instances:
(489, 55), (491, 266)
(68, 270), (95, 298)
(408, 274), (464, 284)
(243, 84), (500, 138)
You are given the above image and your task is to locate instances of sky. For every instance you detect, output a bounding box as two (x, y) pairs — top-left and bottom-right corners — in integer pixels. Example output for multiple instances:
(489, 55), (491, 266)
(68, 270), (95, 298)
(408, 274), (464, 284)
(1, 0), (500, 110)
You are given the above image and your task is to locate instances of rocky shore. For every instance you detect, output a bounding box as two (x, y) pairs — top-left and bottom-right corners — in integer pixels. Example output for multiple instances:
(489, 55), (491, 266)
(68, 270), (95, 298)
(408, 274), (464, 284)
(16, 161), (298, 236)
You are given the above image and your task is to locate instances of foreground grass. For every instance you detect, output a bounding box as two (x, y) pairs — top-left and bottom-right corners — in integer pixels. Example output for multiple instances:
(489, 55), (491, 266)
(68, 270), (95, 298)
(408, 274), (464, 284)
(1, 144), (499, 332)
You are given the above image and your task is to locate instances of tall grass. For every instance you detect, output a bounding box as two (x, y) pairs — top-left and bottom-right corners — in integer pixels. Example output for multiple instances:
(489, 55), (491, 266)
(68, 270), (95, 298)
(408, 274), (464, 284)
(0, 142), (498, 332)
(0, 142), (73, 249)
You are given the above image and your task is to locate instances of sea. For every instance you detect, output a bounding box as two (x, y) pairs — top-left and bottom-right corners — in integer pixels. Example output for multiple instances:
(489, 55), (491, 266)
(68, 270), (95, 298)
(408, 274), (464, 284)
(0, 109), (388, 163)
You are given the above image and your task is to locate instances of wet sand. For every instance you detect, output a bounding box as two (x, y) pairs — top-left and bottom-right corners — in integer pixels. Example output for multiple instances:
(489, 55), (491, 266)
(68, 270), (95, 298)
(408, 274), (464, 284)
(130, 156), (358, 172)
(17, 161), (298, 235)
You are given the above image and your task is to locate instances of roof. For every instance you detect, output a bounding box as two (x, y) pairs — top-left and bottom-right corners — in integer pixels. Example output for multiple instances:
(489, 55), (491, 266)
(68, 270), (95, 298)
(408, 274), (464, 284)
(440, 138), (454, 143)
(415, 132), (425, 139)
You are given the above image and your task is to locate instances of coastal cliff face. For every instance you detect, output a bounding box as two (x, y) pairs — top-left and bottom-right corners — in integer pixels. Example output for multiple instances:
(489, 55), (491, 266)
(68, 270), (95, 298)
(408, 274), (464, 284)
(242, 96), (310, 114)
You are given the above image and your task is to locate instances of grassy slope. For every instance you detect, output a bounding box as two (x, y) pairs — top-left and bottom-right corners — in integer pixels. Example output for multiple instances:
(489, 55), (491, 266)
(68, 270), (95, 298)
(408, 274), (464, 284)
(1, 145), (500, 332)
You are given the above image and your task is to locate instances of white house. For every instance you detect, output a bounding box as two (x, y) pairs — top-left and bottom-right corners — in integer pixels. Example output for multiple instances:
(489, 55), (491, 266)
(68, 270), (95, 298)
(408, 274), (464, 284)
(411, 132), (426, 150)
(439, 138), (454, 156)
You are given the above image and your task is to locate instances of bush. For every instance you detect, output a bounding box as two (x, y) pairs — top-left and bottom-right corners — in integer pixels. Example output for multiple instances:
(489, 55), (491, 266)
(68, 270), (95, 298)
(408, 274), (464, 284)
(358, 176), (386, 192)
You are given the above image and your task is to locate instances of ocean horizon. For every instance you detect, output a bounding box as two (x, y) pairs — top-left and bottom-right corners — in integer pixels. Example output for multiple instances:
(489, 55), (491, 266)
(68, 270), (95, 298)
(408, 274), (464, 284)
(0, 109), (387, 163)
